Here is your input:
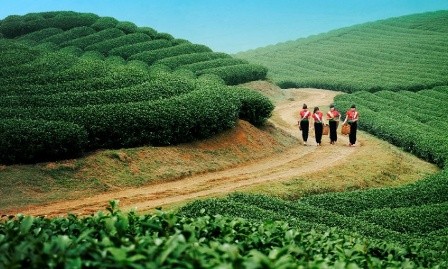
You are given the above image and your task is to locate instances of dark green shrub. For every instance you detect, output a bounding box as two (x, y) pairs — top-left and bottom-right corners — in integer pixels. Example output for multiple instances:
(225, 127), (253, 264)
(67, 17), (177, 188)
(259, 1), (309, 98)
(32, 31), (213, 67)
(108, 39), (172, 59)
(105, 55), (126, 65)
(85, 33), (151, 55)
(302, 170), (448, 216)
(0, 119), (87, 164)
(155, 52), (230, 69)
(0, 51), (115, 88)
(17, 27), (63, 42)
(196, 73), (226, 85)
(197, 64), (268, 85)
(182, 58), (248, 72)
(0, 75), (196, 108)
(137, 26), (158, 38)
(41, 26), (96, 45)
(171, 38), (190, 45)
(0, 12), (98, 38)
(0, 68), (150, 96)
(172, 68), (196, 79)
(154, 32), (174, 40)
(129, 43), (212, 65)
(59, 45), (83, 56)
(358, 202), (448, 234)
(230, 87), (274, 126)
(20, 13), (44, 21)
(35, 42), (59, 52)
(80, 50), (106, 61)
(37, 11), (65, 19)
(0, 87), (240, 149)
(1, 205), (439, 268)
(61, 28), (124, 49)
(91, 16), (118, 31)
(0, 18), (46, 38)
(115, 21), (138, 34)
(45, 12), (98, 30)
(0, 40), (42, 68)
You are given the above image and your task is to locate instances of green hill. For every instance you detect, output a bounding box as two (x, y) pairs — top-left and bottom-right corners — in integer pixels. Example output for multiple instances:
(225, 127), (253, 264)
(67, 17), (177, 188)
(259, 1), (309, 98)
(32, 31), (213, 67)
(0, 11), (271, 164)
(235, 10), (448, 92)
(2, 11), (448, 268)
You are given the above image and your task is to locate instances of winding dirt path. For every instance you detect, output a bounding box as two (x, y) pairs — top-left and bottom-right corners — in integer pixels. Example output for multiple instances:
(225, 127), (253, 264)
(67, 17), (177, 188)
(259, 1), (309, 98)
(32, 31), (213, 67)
(11, 89), (357, 217)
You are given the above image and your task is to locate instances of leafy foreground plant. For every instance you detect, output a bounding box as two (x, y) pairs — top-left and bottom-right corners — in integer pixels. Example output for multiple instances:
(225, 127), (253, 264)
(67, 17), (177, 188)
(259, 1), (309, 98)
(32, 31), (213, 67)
(0, 201), (428, 269)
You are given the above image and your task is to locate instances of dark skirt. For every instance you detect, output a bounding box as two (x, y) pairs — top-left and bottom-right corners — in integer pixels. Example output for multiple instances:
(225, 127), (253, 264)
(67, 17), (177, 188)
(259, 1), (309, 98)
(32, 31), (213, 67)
(329, 120), (338, 142)
(300, 120), (309, 142)
(348, 121), (357, 144)
(314, 123), (323, 144)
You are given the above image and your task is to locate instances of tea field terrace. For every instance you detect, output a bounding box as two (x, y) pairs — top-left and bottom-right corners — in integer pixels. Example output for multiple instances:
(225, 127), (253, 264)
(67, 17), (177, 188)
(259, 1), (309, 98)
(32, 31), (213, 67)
(0, 11), (271, 164)
(235, 10), (448, 93)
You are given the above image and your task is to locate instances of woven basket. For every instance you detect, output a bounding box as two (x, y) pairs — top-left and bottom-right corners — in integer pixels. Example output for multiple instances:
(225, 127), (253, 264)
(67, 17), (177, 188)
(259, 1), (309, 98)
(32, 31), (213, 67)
(341, 123), (350, 135)
(323, 124), (329, 135)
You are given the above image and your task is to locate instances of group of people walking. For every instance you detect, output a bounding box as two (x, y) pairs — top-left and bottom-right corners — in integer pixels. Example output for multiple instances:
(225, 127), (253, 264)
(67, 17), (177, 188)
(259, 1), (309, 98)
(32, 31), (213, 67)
(298, 104), (359, 146)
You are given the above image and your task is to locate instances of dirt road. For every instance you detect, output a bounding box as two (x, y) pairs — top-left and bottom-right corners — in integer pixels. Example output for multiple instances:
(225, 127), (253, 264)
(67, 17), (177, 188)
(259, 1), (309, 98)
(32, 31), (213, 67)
(11, 89), (357, 217)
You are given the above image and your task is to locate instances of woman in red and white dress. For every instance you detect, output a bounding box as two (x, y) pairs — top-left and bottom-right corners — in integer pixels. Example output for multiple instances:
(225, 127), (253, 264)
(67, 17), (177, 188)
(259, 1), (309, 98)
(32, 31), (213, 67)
(326, 104), (341, 145)
(312, 106), (324, 146)
(342, 104), (359, 146)
(299, 104), (311, 145)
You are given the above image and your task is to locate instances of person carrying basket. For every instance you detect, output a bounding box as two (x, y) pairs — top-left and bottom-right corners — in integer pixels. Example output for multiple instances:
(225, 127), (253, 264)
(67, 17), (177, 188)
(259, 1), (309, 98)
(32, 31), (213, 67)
(342, 104), (359, 146)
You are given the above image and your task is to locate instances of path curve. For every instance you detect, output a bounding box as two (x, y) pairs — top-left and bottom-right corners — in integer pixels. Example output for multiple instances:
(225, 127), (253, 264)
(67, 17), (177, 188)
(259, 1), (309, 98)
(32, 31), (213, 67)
(10, 89), (357, 217)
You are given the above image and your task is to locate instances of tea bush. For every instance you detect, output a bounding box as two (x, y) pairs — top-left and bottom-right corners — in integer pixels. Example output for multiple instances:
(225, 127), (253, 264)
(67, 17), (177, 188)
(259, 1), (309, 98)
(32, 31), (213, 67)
(108, 39), (172, 59)
(17, 27), (64, 42)
(197, 64), (268, 85)
(40, 26), (96, 45)
(91, 16), (118, 31)
(129, 43), (212, 65)
(154, 51), (230, 69)
(0, 119), (87, 164)
(61, 28), (124, 49)
(85, 33), (151, 55)
(0, 201), (437, 268)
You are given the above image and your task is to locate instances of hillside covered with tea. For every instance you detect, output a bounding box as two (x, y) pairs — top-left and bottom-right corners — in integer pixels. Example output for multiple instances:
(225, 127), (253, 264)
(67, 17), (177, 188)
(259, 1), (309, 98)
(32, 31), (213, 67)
(2, 9), (448, 269)
(236, 11), (448, 92)
(0, 11), (271, 164)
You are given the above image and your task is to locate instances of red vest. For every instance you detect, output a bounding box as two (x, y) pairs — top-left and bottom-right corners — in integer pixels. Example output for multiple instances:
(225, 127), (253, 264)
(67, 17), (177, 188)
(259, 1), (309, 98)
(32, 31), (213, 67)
(300, 110), (310, 119)
(312, 111), (323, 122)
(327, 110), (340, 118)
(346, 110), (359, 121)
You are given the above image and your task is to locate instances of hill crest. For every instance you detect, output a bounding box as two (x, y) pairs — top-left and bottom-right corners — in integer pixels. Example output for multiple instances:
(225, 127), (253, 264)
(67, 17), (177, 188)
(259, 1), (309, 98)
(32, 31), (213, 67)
(235, 10), (448, 92)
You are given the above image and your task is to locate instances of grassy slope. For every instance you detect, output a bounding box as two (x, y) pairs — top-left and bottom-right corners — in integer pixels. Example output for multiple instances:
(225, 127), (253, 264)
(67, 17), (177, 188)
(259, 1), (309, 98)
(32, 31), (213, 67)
(235, 10), (448, 92)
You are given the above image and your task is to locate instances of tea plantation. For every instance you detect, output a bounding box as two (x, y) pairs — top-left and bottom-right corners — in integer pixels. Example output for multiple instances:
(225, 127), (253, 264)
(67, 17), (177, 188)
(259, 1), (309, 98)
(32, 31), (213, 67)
(2, 10), (448, 269)
(179, 85), (448, 265)
(0, 11), (271, 164)
(177, 11), (448, 268)
(235, 11), (448, 92)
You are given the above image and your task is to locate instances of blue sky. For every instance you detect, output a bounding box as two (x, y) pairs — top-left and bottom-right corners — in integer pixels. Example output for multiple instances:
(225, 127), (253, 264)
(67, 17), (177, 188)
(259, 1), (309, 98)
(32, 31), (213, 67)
(1, 0), (448, 53)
